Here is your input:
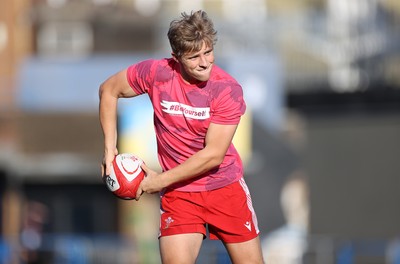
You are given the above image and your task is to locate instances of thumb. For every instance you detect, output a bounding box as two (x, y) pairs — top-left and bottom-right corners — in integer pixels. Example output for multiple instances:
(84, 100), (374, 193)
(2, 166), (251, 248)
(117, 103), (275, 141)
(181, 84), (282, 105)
(140, 162), (149, 176)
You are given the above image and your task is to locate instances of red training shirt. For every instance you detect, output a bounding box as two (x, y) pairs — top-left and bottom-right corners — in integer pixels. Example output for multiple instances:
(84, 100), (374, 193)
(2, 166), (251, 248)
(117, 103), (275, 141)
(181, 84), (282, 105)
(127, 58), (246, 192)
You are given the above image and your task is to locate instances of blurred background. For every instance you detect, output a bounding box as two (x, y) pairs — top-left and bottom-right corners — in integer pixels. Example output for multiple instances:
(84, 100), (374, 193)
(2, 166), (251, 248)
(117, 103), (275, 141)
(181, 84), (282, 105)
(1, 0), (400, 263)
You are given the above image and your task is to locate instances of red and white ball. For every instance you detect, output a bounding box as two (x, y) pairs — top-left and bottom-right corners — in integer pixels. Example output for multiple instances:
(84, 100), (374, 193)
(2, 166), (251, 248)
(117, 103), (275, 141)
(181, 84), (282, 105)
(104, 153), (145, 200)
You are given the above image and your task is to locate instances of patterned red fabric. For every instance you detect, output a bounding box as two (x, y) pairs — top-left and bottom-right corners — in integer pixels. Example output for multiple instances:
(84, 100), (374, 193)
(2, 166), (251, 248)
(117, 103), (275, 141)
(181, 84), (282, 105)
(127, 58), (246, 191)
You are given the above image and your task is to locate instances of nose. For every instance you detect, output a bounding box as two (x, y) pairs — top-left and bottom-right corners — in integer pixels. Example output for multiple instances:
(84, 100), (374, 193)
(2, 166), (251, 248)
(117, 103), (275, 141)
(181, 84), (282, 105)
(199, 55), (207, 67)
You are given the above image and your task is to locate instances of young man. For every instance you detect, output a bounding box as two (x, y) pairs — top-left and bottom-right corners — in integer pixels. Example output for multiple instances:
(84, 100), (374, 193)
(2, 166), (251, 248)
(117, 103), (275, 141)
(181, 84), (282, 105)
(99, 10), (264, 264)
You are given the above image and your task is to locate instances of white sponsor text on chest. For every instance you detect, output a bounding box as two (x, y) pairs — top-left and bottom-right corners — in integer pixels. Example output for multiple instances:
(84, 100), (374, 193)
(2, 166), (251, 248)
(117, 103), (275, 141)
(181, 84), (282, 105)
(161, 100), (210, 119)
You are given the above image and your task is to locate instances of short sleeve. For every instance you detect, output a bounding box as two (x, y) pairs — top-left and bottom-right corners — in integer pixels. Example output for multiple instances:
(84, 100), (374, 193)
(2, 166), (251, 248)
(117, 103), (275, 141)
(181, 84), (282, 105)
(211, 83), (246, 125)
(126, 59), (155, 95)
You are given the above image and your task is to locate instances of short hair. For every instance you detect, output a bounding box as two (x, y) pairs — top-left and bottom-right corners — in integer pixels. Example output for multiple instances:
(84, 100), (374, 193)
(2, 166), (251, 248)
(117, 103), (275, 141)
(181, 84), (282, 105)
(167, 10), (217, 57)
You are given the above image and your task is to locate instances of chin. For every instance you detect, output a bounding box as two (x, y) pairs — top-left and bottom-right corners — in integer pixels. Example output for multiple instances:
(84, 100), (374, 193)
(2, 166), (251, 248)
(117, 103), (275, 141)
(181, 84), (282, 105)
(197, 77), (210, 82)
(196, 73), (211, 82)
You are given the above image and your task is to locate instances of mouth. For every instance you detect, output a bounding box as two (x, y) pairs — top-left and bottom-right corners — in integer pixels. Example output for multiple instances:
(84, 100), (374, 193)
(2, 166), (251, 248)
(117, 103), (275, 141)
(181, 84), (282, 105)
(198, 64), (212, 73)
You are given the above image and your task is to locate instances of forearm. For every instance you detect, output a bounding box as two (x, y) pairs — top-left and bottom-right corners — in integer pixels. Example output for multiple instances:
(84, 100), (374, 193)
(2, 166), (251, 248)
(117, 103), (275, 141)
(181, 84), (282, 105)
(160, 147), (223, 187)
(99, 69), (135, 152)
(99, 87), (118, 152)
(159, 123), (237, 188)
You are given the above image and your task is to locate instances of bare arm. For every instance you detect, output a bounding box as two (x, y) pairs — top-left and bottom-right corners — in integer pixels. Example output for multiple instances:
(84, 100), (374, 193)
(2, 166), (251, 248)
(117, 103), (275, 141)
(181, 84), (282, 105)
(99, 69), (137, 176)
(137, 122), (239, 197)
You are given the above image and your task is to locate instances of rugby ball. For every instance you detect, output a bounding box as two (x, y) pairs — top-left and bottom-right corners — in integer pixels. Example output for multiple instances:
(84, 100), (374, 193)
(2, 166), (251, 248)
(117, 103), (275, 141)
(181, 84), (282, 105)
(104, 153), (145, 200)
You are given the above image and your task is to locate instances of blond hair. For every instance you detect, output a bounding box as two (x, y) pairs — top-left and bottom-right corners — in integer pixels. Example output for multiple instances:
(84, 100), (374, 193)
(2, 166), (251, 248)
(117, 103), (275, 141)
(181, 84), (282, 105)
(167, 10), (217, 57)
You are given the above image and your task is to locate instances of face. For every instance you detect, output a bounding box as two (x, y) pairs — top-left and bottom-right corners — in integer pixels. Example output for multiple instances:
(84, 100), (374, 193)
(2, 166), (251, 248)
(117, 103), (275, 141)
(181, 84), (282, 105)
(174, 42), (215, 84)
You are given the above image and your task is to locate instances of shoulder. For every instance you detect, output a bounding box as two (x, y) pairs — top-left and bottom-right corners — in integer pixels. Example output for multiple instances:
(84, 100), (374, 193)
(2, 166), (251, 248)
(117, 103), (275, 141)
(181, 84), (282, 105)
(143, 58), (177, 74)
(128, 58), (175, 78)
(130, 58), (173, 70)
(156, 58), (178, 72)
(210, 65), (242, 91)
(211, 65), (236, 80)
(154, 58), (177, 82)
(211, 65), (240, 86)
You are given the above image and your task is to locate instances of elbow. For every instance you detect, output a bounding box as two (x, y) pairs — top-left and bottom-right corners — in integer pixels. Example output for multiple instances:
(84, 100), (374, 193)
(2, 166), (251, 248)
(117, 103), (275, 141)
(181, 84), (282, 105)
(208, 154), (225, 168)
(202, 146), (226, 168)
(99, 82), (107, 99)
(99, 82), (118, 101)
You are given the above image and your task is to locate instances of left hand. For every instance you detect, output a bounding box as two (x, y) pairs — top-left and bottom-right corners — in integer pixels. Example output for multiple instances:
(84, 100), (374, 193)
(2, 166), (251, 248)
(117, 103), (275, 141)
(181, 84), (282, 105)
(135, 163), (165, 201)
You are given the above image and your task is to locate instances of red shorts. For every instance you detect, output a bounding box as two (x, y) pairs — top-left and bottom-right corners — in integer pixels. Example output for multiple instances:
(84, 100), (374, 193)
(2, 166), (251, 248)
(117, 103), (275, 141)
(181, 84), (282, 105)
(159, 178), (260, 243)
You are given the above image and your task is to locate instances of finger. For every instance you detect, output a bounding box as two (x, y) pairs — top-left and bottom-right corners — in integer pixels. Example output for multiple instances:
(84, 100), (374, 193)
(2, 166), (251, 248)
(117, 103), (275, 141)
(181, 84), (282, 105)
(104, 160), (114, 176)
(140, 162), (148, 170)
(140, 163), (149, 175)
(135, 187), (144, 201)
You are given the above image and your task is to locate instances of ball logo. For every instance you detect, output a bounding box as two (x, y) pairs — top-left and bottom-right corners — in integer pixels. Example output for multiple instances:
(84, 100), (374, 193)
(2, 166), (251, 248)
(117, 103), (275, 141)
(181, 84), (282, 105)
(105, 175), (119, 191)
(104, 153), (145, 200)
(116, 154), (143, 181)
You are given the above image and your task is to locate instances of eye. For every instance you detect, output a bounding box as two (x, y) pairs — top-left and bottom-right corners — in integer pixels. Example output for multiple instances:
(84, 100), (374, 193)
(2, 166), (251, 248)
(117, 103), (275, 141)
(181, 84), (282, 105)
(187, 55), (198, 61)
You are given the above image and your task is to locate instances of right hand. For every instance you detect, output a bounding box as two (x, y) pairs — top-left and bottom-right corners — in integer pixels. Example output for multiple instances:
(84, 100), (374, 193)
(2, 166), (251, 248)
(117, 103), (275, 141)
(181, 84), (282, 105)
(135, 163), (166, 201)
(101, 148), (119, 179)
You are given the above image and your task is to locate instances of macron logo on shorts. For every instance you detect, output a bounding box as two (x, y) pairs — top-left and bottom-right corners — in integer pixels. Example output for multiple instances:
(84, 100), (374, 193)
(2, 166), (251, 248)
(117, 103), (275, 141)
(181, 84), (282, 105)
(161, 100), (210, 120)
(244, 221), (252, 231)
